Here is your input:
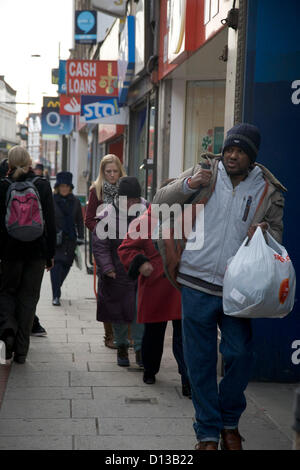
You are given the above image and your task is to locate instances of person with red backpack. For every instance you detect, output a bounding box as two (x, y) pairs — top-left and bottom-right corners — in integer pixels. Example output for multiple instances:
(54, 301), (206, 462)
(0, 146), (56, 364)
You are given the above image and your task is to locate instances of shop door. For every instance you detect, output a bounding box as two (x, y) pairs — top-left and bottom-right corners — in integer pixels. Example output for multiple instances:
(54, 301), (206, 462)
(129, 96), (157, 200)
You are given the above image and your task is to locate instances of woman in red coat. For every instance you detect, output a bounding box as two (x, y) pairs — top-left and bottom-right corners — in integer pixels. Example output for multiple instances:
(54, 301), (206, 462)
(85, 154), (126, 349)
(118, 205), (191, 397)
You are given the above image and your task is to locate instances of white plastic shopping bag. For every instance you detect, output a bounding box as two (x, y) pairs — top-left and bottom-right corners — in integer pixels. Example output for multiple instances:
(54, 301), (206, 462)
(223, 227), (296, 318)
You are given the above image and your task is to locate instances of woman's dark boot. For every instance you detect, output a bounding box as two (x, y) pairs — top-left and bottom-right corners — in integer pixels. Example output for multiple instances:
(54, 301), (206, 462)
(117, 345), (130, 367)
(103, 322), (117, 349)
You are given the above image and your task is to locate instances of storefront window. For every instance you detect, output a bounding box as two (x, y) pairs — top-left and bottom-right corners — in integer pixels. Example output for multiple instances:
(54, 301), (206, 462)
(184, 80), (225, 170)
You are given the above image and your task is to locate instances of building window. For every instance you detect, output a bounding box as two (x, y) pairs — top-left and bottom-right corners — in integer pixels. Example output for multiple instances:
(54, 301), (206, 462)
(204, 0), (219, 24)
(183, 80), (225, 171)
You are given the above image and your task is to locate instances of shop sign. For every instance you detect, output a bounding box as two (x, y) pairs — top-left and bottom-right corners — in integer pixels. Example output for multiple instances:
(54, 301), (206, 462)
(80, 96), (128, 124)
(80, 95), (128, 124)
(59, 60), (67, 95)
(51, 68), (59, 85)
(118, 15), (135, 105)
(43, 96), (60, 108)
(135, 0), (145, 74)
(75, 10), (97, 44)
(91, 0), (127, 18)
(41, 107), (73, 135)
(41, 134), (60, 141)
(60, 95), (81, 115)
(66, 60), (118, 96)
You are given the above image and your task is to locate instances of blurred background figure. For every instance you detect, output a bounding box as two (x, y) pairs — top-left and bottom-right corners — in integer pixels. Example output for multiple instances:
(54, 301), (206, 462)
(33, 163), (44, 176)
(51, 171), (84, 306)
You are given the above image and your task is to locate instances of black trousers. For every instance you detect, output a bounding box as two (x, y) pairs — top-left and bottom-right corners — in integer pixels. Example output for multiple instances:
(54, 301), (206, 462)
(0, 258), (45, 357)
(50, 261), (72, 299)
(141, 320), (189, 384)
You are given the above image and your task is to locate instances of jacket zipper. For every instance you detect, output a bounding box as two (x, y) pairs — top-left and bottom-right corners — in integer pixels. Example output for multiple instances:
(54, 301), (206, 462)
(212, 187), (236, 284)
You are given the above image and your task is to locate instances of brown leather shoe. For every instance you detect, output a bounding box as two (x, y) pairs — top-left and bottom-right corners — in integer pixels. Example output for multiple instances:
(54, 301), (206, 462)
(195, 441), (218, 450)
(220, 428), (244, 450)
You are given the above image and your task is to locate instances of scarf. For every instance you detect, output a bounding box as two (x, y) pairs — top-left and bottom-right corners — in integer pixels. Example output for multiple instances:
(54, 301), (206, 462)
(102, 181), (119, 204)
(54, 193), (76, 240)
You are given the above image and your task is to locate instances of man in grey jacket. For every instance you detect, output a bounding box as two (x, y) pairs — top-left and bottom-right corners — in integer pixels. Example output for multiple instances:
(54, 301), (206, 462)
(153, 123), (286, 450)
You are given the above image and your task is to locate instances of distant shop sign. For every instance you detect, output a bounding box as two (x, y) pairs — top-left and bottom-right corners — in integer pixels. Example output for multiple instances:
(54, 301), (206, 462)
(91, 0), (127, 18)
(52, 68), (59, 85)
(43, 96), (60, 108)
(66, 60), (118, 96)
(118, 15), (135, 105)
(60, 95), (81, 115)
(41, 107), (73, 135)
(59, 60), (67, 95)
(75, 10), (97, 44)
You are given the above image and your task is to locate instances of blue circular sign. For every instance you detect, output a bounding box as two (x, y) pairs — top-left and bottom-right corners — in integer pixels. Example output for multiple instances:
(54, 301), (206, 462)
(77, 11), (95, 34)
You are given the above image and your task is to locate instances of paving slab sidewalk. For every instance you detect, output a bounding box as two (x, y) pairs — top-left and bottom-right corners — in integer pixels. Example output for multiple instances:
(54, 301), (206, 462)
(0, 263), (297, 450)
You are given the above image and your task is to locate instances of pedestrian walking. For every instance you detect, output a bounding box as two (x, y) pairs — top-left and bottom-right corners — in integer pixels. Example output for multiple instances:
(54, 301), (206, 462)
(51, 171), (84, 306)
(0, 146), (56, 363)
(92, 176), (147, 367)
(118, 204), (191, 397)
(153, 123), (286, 450)
(0, 158), (47, 337)
(85, 154), (126, 349)
(34, 163), (50, 182)
(32, 163), (49, 335)
(33, 163), (44, 177)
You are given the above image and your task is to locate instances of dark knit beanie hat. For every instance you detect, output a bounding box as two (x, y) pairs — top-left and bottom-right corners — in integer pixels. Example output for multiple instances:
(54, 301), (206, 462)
(222, 123), (261, 163)
(54, 171), (74, 189)
(118, 176), (141, 198)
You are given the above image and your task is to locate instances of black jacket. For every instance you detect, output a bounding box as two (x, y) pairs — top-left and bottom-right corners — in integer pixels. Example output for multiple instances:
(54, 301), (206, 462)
(53, 193), (84, 265)
(0, 170), (56, 266)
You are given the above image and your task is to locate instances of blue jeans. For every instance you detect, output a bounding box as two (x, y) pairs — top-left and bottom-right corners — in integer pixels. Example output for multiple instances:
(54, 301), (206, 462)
(181, 287), (253, 443)
(112, 308), (144, 352)
(50, 261), (72, 299)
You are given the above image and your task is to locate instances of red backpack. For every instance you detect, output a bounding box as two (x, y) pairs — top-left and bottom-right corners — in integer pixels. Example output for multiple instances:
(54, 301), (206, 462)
(5, 177), (44, 241)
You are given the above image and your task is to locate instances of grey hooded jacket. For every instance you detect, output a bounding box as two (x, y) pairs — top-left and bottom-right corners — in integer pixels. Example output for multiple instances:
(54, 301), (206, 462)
(153, 153), (286, 295)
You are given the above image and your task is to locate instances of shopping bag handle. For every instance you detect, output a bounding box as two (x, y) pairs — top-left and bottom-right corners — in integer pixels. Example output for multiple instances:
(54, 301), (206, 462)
(243, 226), (264, 247)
